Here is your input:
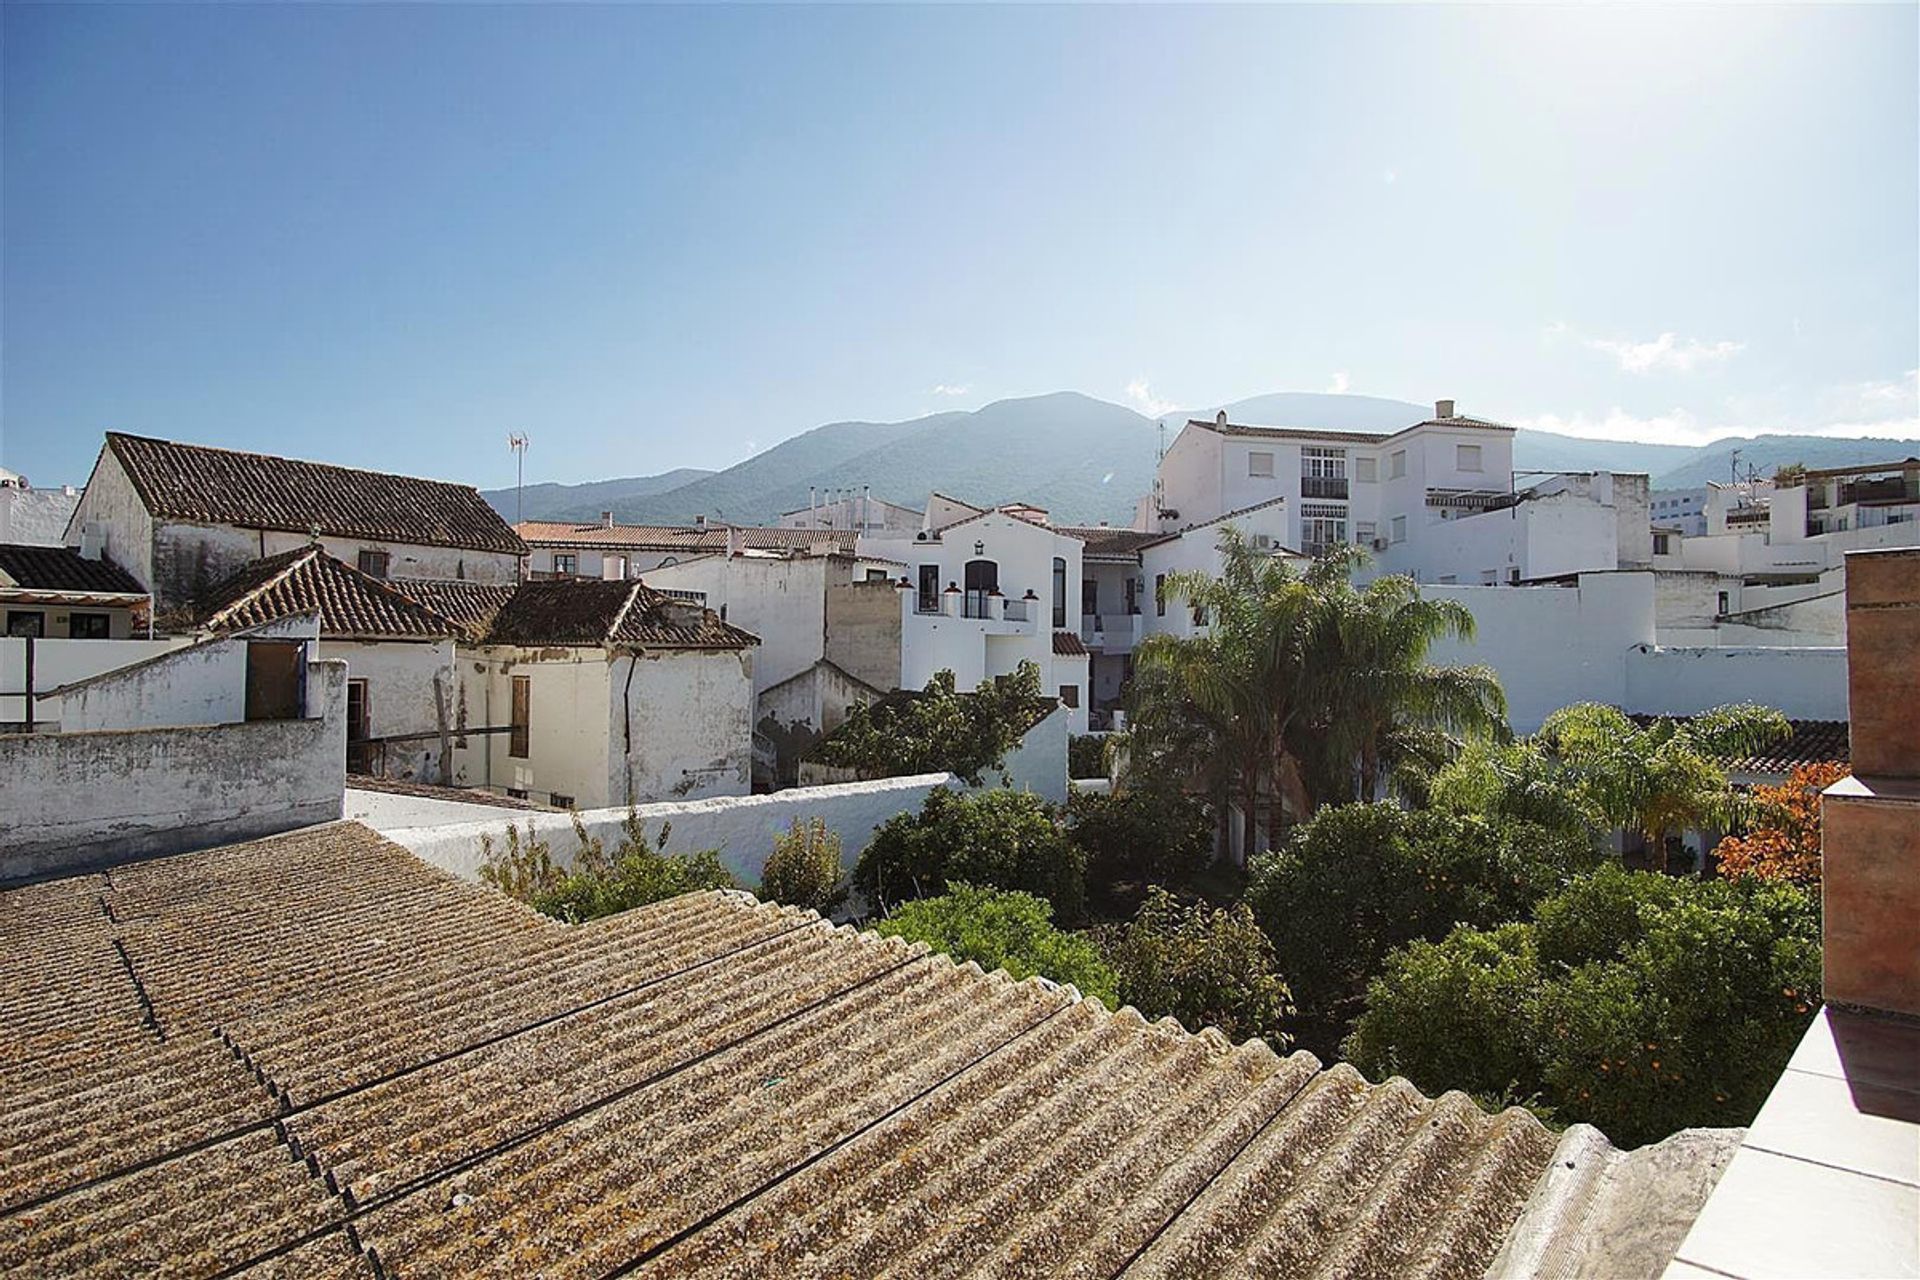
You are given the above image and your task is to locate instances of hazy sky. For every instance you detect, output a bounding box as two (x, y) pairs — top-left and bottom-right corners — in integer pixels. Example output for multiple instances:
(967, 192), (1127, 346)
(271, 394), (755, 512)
(4, 3), (1916, 490)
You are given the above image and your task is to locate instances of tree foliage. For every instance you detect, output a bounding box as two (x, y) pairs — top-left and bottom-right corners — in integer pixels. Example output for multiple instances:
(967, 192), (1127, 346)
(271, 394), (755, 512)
(813, 661), (1045, 785)
(480, 813), (736, 923)
(1714, 762), (1848, 888)
(758, 815), (847, 913)
(1098, 887), (1294, 1047)
(874, 884), (1119, 1006)
(1245, 803), (1597, 1052)
(1067, 784), (1212, 887)
(854, 786), (1086, 921)
(1345, 864), (1821, 1148)
(1068, 733), (1111, 780)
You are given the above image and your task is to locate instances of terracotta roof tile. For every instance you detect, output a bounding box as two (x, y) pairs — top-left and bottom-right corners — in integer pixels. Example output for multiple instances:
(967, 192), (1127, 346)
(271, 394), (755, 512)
(385, 579), (517, 641)
(0, 823), (1676, 1277)
(1057, 526), (1165, 560)
(1053, 630), (1089, 656)
(515, 522), (857, 556)
(104, 433), (526, 556)
(0, 543), (144, 594)
(194, 548), (461, 640)
(483, 578), (757, 650)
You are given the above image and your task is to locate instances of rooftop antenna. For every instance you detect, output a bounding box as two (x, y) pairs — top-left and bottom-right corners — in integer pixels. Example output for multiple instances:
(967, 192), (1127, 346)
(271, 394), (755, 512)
(1729, 448), (1742, 486)
(507, 433), (531, 524)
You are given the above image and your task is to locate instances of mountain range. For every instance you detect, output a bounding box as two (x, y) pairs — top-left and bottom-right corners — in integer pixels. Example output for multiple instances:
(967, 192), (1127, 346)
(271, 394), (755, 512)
(483, 391), (1918, 528)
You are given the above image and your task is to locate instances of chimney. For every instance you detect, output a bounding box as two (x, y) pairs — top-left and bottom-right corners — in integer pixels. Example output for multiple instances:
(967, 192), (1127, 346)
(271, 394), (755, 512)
(694, 514), (708, 531)
(601, 510), (614, 529)
(1216, 410), (1229, 427)
(1435, 399), (1456, 420)
(1822, 547), (1920, 1017)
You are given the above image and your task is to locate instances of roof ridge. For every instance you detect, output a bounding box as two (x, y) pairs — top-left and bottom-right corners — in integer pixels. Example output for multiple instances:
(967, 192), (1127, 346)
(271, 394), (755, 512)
(199, 545), (320, 630)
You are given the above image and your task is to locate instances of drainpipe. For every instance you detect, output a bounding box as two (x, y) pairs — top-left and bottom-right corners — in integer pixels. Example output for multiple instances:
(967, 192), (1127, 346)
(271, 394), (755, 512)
(622, 651), (640, 804)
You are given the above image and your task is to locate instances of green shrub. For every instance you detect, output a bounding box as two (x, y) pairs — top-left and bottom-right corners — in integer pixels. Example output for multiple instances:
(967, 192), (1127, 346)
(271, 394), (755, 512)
(854, 786), (1086, 921)
(1068, 734), (1110, 780)
(814, 662), (1045, 785)
(875, 883), (1118, 1006)
(1245, 803), (1594, 1049)
(1099, 887), (1293, 1047)
(1343, 869), (1821, 1147)
(481, 812), (737, 923)
(1067, 785), (1211, 887)
(759, 816), (846, 913)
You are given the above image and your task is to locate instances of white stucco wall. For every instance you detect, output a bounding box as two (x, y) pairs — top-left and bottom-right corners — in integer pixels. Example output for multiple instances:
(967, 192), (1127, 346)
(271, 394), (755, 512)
(642, 554), (829, 693)
(1624, 644), (1849, 721)
(323, 638), (455, 782)
(0, 660), (347, 883)
(0, 485), (81, 546)
(609, 648), (754, 804)
(387, 771), (961, 889)
(345, 786), (541, 829)
(998, 702), (1070, 805)
(49, 615), (321, 732)
(63, 448), (156, 592)
(457, 650), (613, 807)
(2, 636), (185, 724)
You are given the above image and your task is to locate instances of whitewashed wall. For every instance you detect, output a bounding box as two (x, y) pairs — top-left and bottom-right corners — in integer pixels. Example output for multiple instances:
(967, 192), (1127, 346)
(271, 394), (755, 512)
(1, 636), (185, 724)
(0, 485), (81, 546)
(51, 615), (321, 732)
(609, 648), (754, 804)
(389, 772), (961, 888)
(997, 701), (1070, 805)
(322, 637), (455, 781)
(642, 554), (829, 693)
(62, 448), (156, 590)
(1624, 644), (1849, 721)
(0, 661), (347, 883)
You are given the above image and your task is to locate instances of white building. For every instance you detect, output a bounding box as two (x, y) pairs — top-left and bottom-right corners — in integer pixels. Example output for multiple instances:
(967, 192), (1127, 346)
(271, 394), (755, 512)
(1140, 401), (1651, 585)
(859, 500), (1090, 733)
(64, 432), (526, 617)
(447, 578), (758, 809)
(517, 516), (858, 579)
(1650, 487), (1709, 537)
(776, 488), (922, 535)
(0, 469), (82, 547)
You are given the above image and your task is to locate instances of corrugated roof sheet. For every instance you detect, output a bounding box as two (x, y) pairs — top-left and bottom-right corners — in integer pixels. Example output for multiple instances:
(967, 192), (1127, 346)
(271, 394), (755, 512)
(195, 548), (461, 640)
(0, 543), (144, 595)
(0, 822), (1627, 1278)
(483, 578), (757, 650)
(103, 433), (527, 556)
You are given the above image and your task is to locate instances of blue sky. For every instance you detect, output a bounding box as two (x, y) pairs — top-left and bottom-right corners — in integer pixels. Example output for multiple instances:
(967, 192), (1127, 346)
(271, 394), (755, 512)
(4, 3), (1915, 490)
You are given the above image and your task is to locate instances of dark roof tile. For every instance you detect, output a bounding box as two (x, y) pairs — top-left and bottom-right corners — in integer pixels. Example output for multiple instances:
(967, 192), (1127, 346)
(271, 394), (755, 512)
(194, 548), (461, 640)
(483, 578), (757, 650)
(0, 543), (144, 594)
(385, 580), (518, 641)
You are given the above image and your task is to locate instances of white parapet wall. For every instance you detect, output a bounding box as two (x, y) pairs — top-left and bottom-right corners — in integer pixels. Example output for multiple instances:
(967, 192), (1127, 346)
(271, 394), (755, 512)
(388, 771), (962, 889)
(0, 661), (348, 884)
(1624, 644), (1849, 721)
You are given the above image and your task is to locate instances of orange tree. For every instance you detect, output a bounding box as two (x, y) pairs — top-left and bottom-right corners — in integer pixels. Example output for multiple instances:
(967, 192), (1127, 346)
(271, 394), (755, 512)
(1714, 762), (1850, 888)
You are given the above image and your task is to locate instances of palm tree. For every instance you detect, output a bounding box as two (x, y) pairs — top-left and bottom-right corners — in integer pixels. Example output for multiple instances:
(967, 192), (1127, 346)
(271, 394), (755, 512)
(1537, 702), (1791, 873)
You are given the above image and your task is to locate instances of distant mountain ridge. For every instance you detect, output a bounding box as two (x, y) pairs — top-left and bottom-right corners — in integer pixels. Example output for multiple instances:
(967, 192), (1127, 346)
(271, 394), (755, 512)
(483, 391), (1919, 527)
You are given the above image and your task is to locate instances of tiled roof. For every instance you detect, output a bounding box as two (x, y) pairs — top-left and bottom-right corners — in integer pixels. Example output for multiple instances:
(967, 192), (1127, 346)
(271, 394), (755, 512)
(484, 578), (758, 650)
(102, 433), (527, 556)
(385, 580), (518, 642)
(0, 543), (144, 594)
(1627, 715), (1849, 776)
(516, 522), (858, 556)
(1194, 413), (1514, 444)
(1057, 526), (1165, 561)
(1053, 630), (1089, 656)
(195, 547), (461, 641)
(1137, 495), (1301, 552)
(0, 822), (1638, 1277)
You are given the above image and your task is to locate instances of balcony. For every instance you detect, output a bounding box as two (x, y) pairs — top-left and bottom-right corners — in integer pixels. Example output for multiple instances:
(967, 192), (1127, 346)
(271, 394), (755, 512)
(1080, 612), (1143, 652)
(1301, 475), (1349, 500)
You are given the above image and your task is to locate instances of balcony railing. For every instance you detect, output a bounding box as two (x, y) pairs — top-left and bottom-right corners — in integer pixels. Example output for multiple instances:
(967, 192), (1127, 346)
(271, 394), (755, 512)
(1001, 597), (1031, 622)
(1301, 475), (1349, 500)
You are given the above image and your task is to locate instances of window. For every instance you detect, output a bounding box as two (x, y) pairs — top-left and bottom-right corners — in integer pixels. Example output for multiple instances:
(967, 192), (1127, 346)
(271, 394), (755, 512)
(357, 549), (390, 579)
(606, 555), (629, 580)
(244, 641), (304, 722)
(1390, 515), (1407, 543)
(1052, 557), (1068, 628)
(865, 568), (889, 582)
(549, 792), (575, 810)
(1355, 521), (1378, 546)
(1653, 533), (1672, 556)
(1058, 684), (1080, 709)
(509, 675), (531, 758)
(1081, 578), (1097, 618)
(1301, 447), (1347, 479)
(964, 559), (998, 619)
(1509, 568), (1521, 584)
(6, 611), (45, 638)
(1390, 450), (1407, 479)
(918, 564), (940, 613)
(1124, 575), (1140, 615)
(1354, 456), (1378, 483)
(1717, 591), (1730, 615)
(1457, 444), (1483, 472)
(1248, 451), (1275, 478)
(552, 553), (578, 576)
(67, 612), (111, 639)
(1155, 573), (1167, 617)
(1301, 503), (1348, 553)
(346, 678), (372, 774)
(1191, 603), (1209, 626)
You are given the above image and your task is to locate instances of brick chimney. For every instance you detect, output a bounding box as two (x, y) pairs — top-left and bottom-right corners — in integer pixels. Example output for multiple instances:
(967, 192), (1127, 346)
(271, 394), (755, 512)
(1822, 547), (1920, 1017)
(600, 510), (614, 529)
(1435, 399), (1456, 420)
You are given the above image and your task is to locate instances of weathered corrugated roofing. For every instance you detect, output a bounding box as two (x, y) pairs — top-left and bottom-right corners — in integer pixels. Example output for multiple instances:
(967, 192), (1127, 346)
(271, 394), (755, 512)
(385, 579), (518, 641)
(483, 578), (758, 650)
(0, 543), (144, 595)
(0, 822), (1644, 1278)
(102, 433), (527, 556)
(516, 522), (858, 556)
(194, 547), (461, 641)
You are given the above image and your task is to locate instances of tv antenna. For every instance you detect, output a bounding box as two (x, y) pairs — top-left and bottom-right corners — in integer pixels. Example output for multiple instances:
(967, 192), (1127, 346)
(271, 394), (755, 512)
(508, 433), (531, 524)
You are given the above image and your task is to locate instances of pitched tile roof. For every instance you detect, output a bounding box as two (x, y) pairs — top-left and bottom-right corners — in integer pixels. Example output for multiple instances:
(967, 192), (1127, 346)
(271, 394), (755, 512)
(515, 521), (858, 556)
(102, 433), (526, 556)
(384, 579), (518, 642)
(0, 543), (144, 595)
(1056, 526), (1166, 561)
(0, 822), (1657, 1278)
(195, 547), (461, 640)
(1193, 412), (1514, 444)
(483, 578), (757, 650)
(1053, 630), (1089, 656)
(1732, 719), (1849, 775)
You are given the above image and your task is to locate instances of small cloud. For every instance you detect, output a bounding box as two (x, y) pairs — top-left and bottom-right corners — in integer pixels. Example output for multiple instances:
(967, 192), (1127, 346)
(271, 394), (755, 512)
(1585, 332), (1745, 375)
(1125, 379), (1178, 417)
(931, 383), (971, 397)
(1326, 371), (1351, 395)
(1383, 169), (1397, 184)
(1543, 320), (1569, 339)
(1514, 407), (1713, 447)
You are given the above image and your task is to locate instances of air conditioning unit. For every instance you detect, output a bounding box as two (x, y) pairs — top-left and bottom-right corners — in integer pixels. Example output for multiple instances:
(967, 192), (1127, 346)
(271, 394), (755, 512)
(1252, 534), (1273, 550)
(1372, 538), (1389, 551)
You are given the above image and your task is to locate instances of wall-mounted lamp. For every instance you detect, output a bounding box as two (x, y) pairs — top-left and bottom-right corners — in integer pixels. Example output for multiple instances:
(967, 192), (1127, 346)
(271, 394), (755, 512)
(974, 540), (985, 556)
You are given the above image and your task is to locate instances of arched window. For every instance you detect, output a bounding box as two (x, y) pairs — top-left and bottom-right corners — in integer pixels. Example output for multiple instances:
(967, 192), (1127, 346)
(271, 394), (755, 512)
(1052, 557), (1068, 628)
(964, 559), (998, 619)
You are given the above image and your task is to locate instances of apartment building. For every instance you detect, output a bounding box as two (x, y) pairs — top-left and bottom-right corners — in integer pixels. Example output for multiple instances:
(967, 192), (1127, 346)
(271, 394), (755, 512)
(1140, 401), (1650, 585)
